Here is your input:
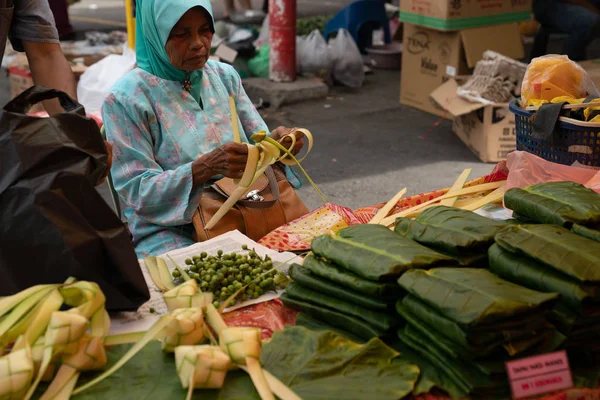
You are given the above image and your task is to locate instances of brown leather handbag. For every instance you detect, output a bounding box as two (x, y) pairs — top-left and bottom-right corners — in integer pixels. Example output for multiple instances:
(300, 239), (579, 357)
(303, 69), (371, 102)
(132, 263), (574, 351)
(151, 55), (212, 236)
(192, 165), (309, 242)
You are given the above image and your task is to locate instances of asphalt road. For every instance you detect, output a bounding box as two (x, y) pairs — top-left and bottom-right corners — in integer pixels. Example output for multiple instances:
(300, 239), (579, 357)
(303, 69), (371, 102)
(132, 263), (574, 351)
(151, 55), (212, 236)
(68, 0), (356, 32)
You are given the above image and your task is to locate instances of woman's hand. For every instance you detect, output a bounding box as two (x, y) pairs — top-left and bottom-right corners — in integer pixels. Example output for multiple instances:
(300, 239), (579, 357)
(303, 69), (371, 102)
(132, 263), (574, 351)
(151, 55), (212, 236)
(270, 126), (305, 155)
(192, 142), (249, 186)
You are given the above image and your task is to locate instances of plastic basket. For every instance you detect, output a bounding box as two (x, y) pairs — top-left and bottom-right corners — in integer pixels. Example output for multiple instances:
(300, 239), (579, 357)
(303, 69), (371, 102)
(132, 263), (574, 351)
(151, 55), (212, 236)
(509, 99), (600, 167)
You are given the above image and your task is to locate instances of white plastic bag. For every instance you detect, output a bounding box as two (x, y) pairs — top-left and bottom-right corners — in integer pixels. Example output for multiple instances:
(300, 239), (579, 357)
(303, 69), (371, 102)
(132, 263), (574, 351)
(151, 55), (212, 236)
(253, 16), (269, 49)
(328, 29), (364, 88)
(296, 30), (332, 77)
(76, 43), (136, 114)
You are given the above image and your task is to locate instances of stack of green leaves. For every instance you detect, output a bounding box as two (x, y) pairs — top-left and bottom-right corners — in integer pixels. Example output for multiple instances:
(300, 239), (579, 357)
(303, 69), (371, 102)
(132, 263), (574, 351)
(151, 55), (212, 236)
(394, 206), (510, 266)
(280, 224), (456, 341)
(504, 182), (600, 238)
(396, 268), (563, 398)
(490, 224), (600, 352)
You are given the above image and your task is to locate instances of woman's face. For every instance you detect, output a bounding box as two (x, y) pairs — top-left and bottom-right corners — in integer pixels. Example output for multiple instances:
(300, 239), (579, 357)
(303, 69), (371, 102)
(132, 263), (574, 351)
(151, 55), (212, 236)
(165, 7), (213, 71)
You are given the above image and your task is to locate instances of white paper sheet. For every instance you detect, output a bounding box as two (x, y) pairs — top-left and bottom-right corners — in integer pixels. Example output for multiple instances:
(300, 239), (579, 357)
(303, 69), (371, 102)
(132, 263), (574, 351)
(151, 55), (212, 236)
(108, 230), (302, 336)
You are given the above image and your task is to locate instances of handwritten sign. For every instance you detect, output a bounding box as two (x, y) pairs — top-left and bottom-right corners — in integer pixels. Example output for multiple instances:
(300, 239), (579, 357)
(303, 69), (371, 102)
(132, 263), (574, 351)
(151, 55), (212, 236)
(505, 350), (573, 399)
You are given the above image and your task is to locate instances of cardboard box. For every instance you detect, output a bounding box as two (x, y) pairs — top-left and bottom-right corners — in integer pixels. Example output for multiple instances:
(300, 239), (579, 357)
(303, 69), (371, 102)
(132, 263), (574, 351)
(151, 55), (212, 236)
(400, 22), (524, 118)
(431, 79), (516, 162)
(400, 0), (532, 31)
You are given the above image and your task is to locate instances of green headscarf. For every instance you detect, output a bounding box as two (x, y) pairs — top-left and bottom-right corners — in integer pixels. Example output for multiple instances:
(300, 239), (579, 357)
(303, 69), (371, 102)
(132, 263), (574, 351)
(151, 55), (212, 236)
(135, 0), (215, 104)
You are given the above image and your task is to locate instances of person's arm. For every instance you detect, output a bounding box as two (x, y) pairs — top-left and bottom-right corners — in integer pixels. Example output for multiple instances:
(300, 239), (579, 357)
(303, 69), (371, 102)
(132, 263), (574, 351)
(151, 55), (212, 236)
(102, 93), (206, 227)
(23, 41), (77, 115)
(562, 0), (600, 13)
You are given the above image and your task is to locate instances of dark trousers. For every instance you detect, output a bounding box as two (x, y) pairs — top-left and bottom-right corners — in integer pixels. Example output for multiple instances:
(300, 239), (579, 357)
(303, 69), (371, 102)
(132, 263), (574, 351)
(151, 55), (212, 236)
(48, 0), (73, 38)
(533, 0), (600, 61)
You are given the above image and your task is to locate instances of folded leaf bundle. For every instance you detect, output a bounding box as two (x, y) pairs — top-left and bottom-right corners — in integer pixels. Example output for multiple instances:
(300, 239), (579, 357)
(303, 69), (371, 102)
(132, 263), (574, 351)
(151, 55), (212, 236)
(572, 223), (600, 243)
(288, 264), (389, 310)
(394, 206), (508, 257)
(504, 181), (600, 228)
(301, 255), (399, 300)
(397, 268), (559, 327)
(396, 301), (553, 361)
(398, 295), (554, 352)
(283, 282), (398, 332)
(489, 244), (600, 315)
(280, 293), (383, 340)
(397, 328), (509, 398)
(495, 224), (600, 287)
(294, 313), (367, 344)
(311, 224), (456, 282)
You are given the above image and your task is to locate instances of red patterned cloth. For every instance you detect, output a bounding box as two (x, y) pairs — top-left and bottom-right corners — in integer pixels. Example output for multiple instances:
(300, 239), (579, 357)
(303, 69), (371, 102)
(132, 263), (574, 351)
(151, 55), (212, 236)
(259, 168), (508, 252)
(222, 299), (298, 340)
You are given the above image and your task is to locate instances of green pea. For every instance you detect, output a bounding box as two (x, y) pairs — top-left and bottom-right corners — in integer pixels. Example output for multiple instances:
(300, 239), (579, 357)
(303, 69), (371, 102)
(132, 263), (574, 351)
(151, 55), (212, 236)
(172, 270), (181, 278)
(227, 285), (235, 292)
(235, 274), (242, 281)
(241, 244), (248, 250)
(203, 275), (211, 282)
(249, 251), (258, 258)
(201, 252), (208, 259)
(217, 249), (223, 257)
(220, 292), (228, 300)
(255, 287), (264, 296)
(190, 265), (199, 273)
(200, 281), (208, 289)
(211, 275), (219, 283)
(254, 268), (263, 275)
(221, 278), (228, 286)
(185, 258), (193, 265)
(243, 276), (252, 284)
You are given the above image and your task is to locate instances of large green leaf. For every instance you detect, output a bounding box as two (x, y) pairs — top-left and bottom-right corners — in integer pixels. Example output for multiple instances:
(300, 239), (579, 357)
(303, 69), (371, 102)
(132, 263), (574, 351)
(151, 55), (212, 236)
(68, 341), (251, 400)
(495, 224), (600, 284)
(310, 224), (455, 281)
(68, 326), (420, 400)
(261, 326), (420, 400)
(488, 244), (598, 315)
(301, 254), (400, 299)
(397, 268), (559, 326)
(280, 292), (384, 340)
(283, 281), (398, 332)
(394, 206), (508, 256)
(288, 264), (390, 310)
(504, 181), (600, 228)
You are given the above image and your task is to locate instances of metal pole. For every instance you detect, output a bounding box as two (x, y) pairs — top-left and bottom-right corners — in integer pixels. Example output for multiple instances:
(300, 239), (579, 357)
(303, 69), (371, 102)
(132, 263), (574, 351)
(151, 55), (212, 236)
(125, 0), (136, 49)
(268, 0), (296, 82)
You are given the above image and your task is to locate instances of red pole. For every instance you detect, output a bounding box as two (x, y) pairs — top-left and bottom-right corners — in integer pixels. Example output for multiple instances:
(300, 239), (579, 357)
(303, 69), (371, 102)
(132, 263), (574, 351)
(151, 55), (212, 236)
(269, 0), (296, 82)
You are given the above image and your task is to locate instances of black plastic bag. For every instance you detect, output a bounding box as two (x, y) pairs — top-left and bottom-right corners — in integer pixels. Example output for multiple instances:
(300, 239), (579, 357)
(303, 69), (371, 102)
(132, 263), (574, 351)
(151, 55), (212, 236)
(0, 86), (150, 311)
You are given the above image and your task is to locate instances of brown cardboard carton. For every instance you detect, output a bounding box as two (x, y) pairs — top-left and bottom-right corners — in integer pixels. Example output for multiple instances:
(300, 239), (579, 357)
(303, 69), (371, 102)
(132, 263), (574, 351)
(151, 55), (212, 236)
(431, 79), (516, 162)
(400, 22), (525, 118)
(400, 0), (532, 31)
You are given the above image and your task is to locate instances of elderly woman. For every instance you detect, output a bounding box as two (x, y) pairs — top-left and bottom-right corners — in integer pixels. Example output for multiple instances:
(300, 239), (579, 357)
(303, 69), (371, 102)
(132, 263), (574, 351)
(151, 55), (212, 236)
(102, 0), (304, 258)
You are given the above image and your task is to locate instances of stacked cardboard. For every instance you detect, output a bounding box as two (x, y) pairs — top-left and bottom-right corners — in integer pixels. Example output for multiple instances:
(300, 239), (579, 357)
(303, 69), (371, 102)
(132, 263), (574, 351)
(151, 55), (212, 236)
(399, 0), (532, 162)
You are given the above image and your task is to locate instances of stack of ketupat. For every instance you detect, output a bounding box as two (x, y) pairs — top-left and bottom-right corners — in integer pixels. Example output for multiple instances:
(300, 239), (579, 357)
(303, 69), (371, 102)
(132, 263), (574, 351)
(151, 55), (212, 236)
(280, 224), (456, 341)
(396, 268), (565, 398)
(497, 181), (600, 351)
(394, 206), (510, 266)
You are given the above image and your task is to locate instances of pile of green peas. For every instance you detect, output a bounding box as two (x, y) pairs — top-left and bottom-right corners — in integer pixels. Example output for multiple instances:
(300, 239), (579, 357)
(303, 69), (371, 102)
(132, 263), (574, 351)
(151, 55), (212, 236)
(172, 244), (287, 309)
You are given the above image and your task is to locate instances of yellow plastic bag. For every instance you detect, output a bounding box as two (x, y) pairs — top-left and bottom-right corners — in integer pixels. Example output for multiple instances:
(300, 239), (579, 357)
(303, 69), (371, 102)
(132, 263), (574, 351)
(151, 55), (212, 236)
(520, 55), (599, 107)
